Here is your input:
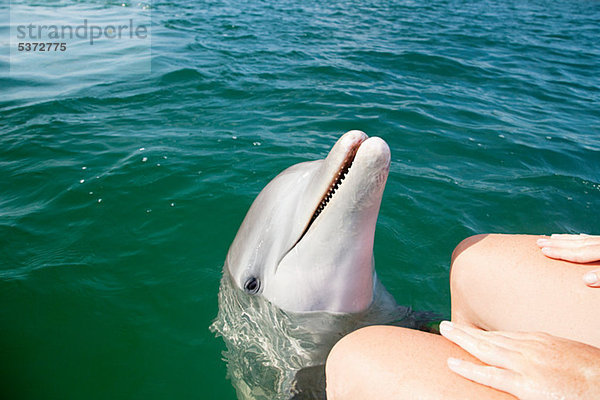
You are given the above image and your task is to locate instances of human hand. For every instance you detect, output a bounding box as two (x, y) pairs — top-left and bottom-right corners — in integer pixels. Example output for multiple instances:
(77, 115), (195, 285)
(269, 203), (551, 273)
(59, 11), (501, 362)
(439, 321), (600, 400)
(537, 234), (600, 287)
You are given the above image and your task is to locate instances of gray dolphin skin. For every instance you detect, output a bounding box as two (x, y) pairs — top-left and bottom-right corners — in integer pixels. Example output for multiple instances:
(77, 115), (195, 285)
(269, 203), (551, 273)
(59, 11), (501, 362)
(211, 131), (428, 400)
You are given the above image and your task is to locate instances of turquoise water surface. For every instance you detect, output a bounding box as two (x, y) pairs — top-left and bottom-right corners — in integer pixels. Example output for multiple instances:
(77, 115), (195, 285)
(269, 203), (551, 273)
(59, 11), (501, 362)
(1, 0), (599, 398)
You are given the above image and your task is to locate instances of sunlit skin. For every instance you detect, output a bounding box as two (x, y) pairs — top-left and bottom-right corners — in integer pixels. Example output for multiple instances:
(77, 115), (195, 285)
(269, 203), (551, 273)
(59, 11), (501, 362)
(326, 234), (600, 399)
(439, 321), (600, 400)
(537, 234), (600, 286)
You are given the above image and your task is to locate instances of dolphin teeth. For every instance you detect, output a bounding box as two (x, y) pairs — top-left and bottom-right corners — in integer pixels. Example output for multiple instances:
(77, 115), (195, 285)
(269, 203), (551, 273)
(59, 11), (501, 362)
(292, 143), (360, 248)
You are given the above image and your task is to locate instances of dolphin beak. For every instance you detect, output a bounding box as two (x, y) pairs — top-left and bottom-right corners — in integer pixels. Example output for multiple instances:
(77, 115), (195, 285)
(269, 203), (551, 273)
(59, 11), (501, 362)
(292, 130), (368, 247)
(270, 131), (389, 312)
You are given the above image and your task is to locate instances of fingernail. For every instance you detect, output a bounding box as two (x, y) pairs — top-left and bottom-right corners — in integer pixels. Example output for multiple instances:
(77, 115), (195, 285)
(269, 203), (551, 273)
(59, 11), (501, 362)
(439, 321), (453, 334)
(537, 239), (550, 246)
(583, 272), (598, 285)
(447, 357), (461, 368)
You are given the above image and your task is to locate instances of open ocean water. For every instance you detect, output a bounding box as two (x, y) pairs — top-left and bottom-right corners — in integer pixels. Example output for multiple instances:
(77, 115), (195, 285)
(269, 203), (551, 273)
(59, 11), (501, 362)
(1, 0), (599, 398)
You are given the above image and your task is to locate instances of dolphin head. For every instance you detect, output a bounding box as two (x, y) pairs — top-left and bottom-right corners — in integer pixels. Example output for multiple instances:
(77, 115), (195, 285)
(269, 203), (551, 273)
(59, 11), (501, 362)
(225, 130), (390, 313)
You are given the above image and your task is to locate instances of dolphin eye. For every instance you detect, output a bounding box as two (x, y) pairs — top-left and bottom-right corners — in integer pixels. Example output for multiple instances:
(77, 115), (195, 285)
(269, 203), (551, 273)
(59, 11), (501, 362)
(244, 277), (260, 294)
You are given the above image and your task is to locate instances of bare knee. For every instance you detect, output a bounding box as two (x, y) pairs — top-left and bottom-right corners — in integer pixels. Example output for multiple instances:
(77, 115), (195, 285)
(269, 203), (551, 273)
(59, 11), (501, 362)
(327, 325), (515, 400)
(325, 329), (354, 399)
(326, 326), (380, 399)
(450, 234), (490, 295)
(450, 234), (496, 326)
(449, 233), (548, 328)
(451, 234), (489, 266)
(326, 325), (414, 400)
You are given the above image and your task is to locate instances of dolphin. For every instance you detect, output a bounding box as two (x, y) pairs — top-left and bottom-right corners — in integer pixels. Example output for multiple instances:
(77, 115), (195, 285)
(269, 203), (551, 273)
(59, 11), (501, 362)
(211, 131), (429, 399)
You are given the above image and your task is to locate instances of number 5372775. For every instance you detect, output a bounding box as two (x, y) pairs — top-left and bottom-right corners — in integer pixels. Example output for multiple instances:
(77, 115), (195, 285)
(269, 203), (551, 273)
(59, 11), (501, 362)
(18, 42), (67, 51)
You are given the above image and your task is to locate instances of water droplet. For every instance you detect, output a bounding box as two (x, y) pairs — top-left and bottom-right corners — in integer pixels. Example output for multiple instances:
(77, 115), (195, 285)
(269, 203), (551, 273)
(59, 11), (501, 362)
(97, 198), (102, 203)
(82, 166), (87, 170)
(79, 179), (85, 183)
(498, 134), (505, 138)
(146, 209), (152, 213)
(232, 136), (237, 140)
(142, 157), (148, 162)
(89, 192), (93, 195)
(156, 163), (161, 167)
(170, 203), (175, 207)
(253, 141), (261, 146)
(139, 147), (145, 151)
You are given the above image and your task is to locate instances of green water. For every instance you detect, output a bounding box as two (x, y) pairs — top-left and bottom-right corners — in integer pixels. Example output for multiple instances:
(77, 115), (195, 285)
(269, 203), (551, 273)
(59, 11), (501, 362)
(1, 0), (599, 398)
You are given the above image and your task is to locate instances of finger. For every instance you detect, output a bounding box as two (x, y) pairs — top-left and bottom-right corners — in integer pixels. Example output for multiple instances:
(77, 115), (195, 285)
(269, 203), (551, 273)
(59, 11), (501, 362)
(471, 329), (546, 343)
(537, 237), (600, 249)
(447, 357), (522, 396)
(540, 244), (600, 263)
(457, 325), (558, 348)
(452, 324), (524, 349)
(440, 322), (520, 369)
(583, 270), (600, 287)
(550, 233), (591, 240)
(449, 323), (550, 346)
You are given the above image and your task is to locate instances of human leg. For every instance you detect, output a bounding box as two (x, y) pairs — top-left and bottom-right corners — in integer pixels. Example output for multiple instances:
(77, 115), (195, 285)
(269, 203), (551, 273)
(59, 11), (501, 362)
(325, 233), (600, 399)
(325, 325), (515, 400)
(450, 234), (600, 347)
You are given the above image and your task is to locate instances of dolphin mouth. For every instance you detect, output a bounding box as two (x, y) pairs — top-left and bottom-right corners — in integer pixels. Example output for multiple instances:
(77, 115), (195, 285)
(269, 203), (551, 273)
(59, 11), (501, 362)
(292, 140), (362, 247)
